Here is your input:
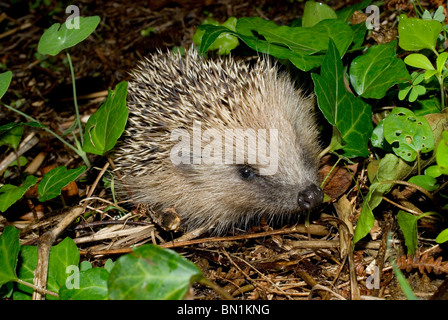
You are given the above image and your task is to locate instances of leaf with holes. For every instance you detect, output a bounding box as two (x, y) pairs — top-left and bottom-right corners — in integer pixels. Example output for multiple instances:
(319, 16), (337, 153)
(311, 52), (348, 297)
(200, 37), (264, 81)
(383, 107), (434, 162)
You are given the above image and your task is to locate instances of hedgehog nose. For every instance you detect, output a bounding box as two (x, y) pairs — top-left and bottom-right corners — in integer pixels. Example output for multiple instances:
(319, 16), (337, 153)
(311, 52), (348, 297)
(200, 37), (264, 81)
(297, 184), (323, 210)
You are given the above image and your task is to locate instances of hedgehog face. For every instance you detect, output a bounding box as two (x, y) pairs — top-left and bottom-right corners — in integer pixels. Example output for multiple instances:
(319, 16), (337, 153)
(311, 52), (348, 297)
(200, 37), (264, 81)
(169, 121), (323, 233)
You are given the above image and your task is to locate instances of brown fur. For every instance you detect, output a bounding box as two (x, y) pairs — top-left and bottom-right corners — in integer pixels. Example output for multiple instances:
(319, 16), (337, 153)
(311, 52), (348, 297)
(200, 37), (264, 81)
(114, 48), (322, 234)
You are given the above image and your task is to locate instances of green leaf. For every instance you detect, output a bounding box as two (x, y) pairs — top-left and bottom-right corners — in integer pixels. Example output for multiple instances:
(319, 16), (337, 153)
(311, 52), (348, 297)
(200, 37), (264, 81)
(311, 39), (372, 157)
(350, 23), (367, 51)
(237, 17), (354, 57)
(0, 71), (12, 99)
(0, 226), (20, 285)
(408, 175), (439, 191)
(414, 97), (441, 116)
(422, 10), (433, 20)
(436, 131), (448, 174)
(424, 69), (437, 79)
(15, 246), (37, 299)
(371, 119), (392, 151)
(398, 15), (442, 51)
(425, 165), (442, 178)
(355, 153), (408, 243)
(38, 16), (100, 56)
(436, 228), (448, 243)
(383, 107), (434, 162)
(16, 238), (79, 299)
(108, 244), (202, 300)
(302, 1), (337, 28)
(353, 183), (377, 244)
(349, 41), (410, 99)
(433, 6), (445, 23)
(59, 267), (109, 300)
(193, 17), (239, 55)
(0, 124), (23, 149)
(436, 52), (448, 74)
(82, 81), (128, 155)
(38, 166), (85, 202)
(397, 211), (435, 256)
(198, 17), (353, 71)
(398, 86), (412, 100)
(397, 211), (418, 256)
(48, 237), (80, 292)
(413, 85), (426, 95)
(404, 53), (435, 71)
(0, 175), (37, 212)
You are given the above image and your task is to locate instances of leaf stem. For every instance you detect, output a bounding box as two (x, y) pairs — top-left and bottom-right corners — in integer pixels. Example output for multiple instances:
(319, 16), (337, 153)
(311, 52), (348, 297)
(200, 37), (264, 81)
(65, 50), (83, 146)
(379, 179), (434, 201)
(1, 103), (91, 167)
(438, 74), (445, 110)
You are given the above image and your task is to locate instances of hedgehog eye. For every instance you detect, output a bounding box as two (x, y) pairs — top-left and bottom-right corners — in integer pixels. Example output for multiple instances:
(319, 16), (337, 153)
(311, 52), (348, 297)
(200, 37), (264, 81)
(238, 165), (255, 180)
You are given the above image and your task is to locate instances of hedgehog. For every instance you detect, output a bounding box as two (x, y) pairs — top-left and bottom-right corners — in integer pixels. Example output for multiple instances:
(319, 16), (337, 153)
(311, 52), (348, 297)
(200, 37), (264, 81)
(113, 48), (323, 235)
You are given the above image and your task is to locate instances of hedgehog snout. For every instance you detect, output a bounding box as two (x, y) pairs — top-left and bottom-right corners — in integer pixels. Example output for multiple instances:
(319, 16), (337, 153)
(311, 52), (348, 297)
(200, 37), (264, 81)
(297, 184), (323, 211)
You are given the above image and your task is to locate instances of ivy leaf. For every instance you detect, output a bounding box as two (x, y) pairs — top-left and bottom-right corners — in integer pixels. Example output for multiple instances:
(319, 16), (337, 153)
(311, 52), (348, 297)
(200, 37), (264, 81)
(349, 40), (410, 99)
(108, 244), (202, 300)
(199, 17), (353, 71)
(59, 267), (109, 300)
(237, 17), (354, 57)
(38, 166), (85, 202)
(16, 238), (79, 299)
(0, 226), (20, 285)
(0, 175), (37, 212)
(38, 16), (100, 56)
(82, 81), (128, 155)
(0, 71), (12, 99)
(398, 15), (442, 51)
(311, 39), (372, 157)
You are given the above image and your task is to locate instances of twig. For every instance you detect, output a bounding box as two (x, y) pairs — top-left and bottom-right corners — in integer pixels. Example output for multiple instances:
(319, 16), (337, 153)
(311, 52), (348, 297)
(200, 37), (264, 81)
(380, 180), (435, 201)
(197, 277), (234, 300)
(33, 206), (83, 300)
(382, 196), (423, 215)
